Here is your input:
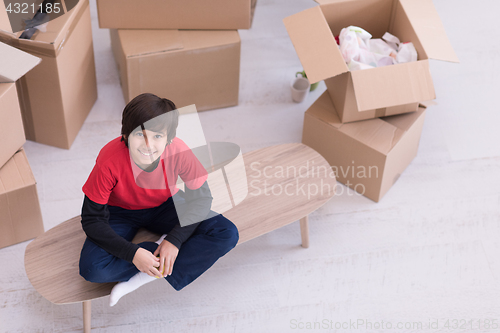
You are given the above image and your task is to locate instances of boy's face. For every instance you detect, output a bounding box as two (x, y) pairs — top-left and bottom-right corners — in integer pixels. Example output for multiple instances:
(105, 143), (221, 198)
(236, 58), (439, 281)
(126, 127), (169, 169)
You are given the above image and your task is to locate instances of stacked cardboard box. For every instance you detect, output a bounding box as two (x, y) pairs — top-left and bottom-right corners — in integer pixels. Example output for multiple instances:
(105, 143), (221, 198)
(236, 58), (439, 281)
(303, 92), (427, 202)
(99, 0), (257, 111)
(285, 0), (458, 202)
(0, 43), (44, 248)
(0, 0), (98, 149)
(96, 0), (256, 30)
(109, 29), (241, 112)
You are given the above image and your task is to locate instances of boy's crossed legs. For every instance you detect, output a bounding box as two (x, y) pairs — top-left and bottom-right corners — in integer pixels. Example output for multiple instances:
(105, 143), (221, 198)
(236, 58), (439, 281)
(79, 200), (239, 306)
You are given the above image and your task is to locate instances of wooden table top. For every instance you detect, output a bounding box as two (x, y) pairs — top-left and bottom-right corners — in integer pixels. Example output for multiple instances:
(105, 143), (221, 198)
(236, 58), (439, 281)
(25, 143), (336, 304)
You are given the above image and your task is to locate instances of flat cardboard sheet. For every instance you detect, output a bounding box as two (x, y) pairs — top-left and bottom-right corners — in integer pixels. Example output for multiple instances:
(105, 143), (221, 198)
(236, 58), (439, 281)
(0, 42), (40, 83)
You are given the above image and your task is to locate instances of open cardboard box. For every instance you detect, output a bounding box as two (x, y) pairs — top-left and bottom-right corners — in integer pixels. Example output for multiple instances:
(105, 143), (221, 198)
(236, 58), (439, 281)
(0, 148), (44, 249)
(284, 0), (458, 123)
(0, 0), (97, 149)
(97, 0), (257, 30)
(110, 29), (240, 111)
(302, 91), (427, 202)
(0, 42), (40, 168)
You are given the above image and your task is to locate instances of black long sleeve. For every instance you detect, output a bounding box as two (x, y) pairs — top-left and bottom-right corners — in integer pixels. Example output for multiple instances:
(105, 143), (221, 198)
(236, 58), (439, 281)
(164, 181), (213, 249)
(81, 181), (213, 260)
(81, 196), (140, 263)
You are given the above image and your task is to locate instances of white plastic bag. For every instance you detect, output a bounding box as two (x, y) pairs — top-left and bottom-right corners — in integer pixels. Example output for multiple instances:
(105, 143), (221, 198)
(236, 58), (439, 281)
(382, 32), (417, 63)
(338, 27), (418, 71)
(396, 42), (418, 63)
(339, 26), (371, 64)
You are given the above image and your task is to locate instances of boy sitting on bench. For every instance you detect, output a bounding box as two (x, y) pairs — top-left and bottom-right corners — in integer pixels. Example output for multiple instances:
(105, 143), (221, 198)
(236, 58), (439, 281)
(78, 93), (239, 306)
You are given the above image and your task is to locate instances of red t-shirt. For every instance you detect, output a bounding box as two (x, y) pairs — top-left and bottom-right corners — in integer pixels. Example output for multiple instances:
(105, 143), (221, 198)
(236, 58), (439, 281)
(83, 136), (208, 210)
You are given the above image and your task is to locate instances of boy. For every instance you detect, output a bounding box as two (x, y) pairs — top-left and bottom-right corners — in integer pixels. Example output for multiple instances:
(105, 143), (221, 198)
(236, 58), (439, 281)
(79, 93), (239, 306)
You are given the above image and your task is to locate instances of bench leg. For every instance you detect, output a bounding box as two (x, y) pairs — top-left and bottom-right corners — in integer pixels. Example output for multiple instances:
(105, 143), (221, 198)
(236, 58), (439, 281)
(299, 215), (309, 248)
(83, 300), (91, 333)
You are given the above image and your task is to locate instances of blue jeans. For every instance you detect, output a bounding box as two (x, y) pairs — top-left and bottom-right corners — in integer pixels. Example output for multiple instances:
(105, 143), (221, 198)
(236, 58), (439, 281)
(79, 196), (239, 291)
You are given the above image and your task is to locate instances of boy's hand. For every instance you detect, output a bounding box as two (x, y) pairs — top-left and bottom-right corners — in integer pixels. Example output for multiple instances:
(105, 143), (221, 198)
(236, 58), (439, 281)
(132, 248), (162, 278)
(154, 240), (179, 277)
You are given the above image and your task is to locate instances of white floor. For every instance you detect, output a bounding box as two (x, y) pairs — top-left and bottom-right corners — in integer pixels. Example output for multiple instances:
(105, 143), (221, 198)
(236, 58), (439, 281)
(2, 0), (500, 332)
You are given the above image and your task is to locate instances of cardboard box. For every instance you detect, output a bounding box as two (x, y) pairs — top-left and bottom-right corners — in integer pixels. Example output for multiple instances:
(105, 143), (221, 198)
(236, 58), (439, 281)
(284, 0), (458, 121)
(0, 148), (44, 249)
(302, 91), (426, 202)
(0, 84), (28, 169)
(97, 0), (257, 30)
(0, 42), (40, 168)
(110, 29), (240, 111)
(0, 0), (98, 149)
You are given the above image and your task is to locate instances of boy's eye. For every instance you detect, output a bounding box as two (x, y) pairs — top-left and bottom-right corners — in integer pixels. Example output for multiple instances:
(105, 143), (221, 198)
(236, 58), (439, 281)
(135, 132), (143, 137)
(154, 134), (163, 139)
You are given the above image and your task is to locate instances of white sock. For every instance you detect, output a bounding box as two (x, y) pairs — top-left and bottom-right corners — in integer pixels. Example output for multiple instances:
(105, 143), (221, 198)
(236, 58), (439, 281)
(109, 234), (167, 307)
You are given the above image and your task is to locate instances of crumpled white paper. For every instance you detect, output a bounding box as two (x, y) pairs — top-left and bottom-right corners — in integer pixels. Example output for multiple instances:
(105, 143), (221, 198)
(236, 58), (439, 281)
(338, 26), (418, 71)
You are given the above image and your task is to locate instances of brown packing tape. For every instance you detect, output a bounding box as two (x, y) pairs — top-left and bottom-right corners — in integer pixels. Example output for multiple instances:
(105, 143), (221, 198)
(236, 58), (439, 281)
(0, 0), (89, 58)
(15, 77), (36, 141)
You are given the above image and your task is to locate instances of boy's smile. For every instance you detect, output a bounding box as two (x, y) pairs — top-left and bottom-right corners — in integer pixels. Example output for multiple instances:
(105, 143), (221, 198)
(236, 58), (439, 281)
(126, 127), (169, 171)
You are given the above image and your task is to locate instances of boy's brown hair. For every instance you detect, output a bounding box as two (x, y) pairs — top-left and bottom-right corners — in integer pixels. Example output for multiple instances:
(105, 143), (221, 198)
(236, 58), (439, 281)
(120, 93), (179, 147)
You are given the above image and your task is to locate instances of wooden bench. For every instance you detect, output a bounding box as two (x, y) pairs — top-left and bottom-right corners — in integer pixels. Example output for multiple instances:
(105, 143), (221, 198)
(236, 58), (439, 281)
(25, 143), (336, 332)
